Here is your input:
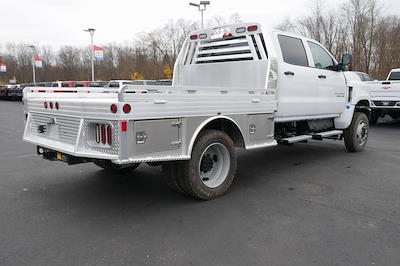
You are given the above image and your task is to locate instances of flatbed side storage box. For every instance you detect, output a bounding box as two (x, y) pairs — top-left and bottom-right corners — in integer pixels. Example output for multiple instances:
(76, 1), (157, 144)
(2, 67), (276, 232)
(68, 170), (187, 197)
(133, 119), (181, 155)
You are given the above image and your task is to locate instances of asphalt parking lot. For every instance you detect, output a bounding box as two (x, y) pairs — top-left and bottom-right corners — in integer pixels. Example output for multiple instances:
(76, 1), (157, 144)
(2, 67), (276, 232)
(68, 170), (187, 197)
(1, 100), (400, 266)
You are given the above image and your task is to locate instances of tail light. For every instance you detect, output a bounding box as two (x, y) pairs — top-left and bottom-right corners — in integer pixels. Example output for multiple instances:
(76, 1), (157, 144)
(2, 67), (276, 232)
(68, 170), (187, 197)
(110, 104), (118, 113)
(95, 124), (100, 143)
(123, 104), (131, 114)
(101, 125), (106, 145)
(94, 123), (113, 146)
(107, 125), (112, 145)
(190, 34), (198, 40)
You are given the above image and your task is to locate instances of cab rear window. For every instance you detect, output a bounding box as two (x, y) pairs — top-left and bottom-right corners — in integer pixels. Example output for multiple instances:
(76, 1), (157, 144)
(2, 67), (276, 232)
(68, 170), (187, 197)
(278, 35), (309, 67)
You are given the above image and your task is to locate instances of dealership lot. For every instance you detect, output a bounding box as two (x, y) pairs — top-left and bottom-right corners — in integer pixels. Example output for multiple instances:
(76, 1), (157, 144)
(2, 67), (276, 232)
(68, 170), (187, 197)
(1, 100), (400, 266)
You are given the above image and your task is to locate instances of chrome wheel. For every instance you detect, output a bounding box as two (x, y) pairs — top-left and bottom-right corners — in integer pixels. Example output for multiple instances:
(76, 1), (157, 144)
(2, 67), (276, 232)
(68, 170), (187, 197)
(198, 143), (231, 188)
(356, 120), (368, 146)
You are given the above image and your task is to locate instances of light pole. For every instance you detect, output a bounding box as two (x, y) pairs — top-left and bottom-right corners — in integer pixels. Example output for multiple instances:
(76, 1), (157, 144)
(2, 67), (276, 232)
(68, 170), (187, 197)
(84, 28), (96, 81)
(29, 45), (36, 85)
(189, 1), (210, 28)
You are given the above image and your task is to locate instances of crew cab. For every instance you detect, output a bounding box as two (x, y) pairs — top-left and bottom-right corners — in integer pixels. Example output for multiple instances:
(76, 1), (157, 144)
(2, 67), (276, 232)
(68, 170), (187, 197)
(23, 23), (371, 200)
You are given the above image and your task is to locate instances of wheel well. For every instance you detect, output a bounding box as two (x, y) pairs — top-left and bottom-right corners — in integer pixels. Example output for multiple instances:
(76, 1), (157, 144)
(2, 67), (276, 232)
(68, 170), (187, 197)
(356, 100), (371, 118)
(201, 118), (245, 148)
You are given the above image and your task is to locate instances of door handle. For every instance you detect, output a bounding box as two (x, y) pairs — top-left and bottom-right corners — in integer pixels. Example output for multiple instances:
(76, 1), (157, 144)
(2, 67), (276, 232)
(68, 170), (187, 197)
(284, 71), (295, 76)
(318, 75), (327, 79)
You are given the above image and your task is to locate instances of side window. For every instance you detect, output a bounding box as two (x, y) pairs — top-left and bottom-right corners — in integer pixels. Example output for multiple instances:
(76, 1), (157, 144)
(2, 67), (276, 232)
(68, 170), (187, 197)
(356, 73), (365, 81)
(388, 72), (400, 81)
(362, 74), (373, 81)
(308, 41), (335, 70)
(278, 35), (309, 67)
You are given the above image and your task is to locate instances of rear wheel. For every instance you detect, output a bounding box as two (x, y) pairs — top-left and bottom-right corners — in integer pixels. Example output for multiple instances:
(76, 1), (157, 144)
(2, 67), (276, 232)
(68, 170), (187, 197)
(162, 162), (186, 194)
(93, 160), (140, 171)
(344, 112), (369, 152)
(164, 130), (237, 200)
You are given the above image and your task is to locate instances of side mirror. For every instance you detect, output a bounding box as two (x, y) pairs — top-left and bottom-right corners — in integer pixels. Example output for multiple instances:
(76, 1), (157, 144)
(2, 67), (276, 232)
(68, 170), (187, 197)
(341, 54), (352, 71)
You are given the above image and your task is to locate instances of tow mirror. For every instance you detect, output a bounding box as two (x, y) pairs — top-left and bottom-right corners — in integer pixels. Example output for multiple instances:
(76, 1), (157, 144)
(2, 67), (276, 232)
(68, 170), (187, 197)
(341, 54), (352, 71)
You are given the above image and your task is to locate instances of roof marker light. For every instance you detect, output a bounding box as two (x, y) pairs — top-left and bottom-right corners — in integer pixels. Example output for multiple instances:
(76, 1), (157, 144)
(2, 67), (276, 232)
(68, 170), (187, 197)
(236, 27), (246, 33)
(247, 25), (258, 32)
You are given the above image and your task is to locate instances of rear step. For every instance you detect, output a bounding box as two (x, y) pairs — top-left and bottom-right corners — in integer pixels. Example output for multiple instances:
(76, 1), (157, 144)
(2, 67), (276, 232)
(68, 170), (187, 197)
(280, 130), (343, 144)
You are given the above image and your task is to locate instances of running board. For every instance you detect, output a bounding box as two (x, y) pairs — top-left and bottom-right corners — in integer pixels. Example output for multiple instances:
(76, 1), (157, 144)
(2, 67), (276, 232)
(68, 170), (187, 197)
(280, 130), (343, 144)
(281, 135), (312, 144)
(312, 130), (343, 140)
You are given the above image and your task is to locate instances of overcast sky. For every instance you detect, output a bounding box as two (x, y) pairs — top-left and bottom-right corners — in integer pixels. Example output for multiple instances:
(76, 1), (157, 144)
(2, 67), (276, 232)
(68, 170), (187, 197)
(1, 0), (400, 49)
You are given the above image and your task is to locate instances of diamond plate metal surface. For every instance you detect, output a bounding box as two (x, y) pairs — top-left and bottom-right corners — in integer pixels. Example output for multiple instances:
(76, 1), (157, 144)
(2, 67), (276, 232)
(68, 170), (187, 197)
(84, 120), (120, 155)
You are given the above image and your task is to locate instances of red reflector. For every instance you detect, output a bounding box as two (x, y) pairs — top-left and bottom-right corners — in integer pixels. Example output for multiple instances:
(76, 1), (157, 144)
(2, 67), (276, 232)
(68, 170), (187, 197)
(247, 25), (258, 32)
(123, 104), (131, 114)
(111, 104), (118, 113)
(107, 125), (112, 145)
(190, 34), (198, 40)
(49, 102), (53, 109)
(44, 102), (48, 109)
(55, 102), (59, 110)
(121, 121), (128, 132)
(101, 125), (106, 144)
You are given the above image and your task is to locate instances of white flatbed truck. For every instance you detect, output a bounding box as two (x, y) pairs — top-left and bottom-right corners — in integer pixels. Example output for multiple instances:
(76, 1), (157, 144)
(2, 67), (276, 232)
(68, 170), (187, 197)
(23, 23), (371, 200)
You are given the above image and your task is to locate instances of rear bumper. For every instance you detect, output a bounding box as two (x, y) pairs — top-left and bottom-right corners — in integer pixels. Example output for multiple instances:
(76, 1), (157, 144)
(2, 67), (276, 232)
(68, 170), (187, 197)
(23, 113), (119, 162)
(37, 146), (94, 165)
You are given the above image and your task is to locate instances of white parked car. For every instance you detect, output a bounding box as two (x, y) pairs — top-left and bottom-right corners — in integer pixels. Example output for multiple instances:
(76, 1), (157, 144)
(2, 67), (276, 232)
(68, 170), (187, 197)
(353, 69), (400, 124)
(23, 22), (371, 200)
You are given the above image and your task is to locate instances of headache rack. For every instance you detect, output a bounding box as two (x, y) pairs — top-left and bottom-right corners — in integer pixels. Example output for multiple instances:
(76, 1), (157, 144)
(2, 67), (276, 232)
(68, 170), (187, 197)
(180, 23), (268, 65)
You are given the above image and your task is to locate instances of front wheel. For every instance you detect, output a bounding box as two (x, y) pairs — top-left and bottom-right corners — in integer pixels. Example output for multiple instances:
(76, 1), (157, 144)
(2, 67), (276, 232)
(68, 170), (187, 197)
(164, 130), (237, 200)
(343, 112), (369, 152)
